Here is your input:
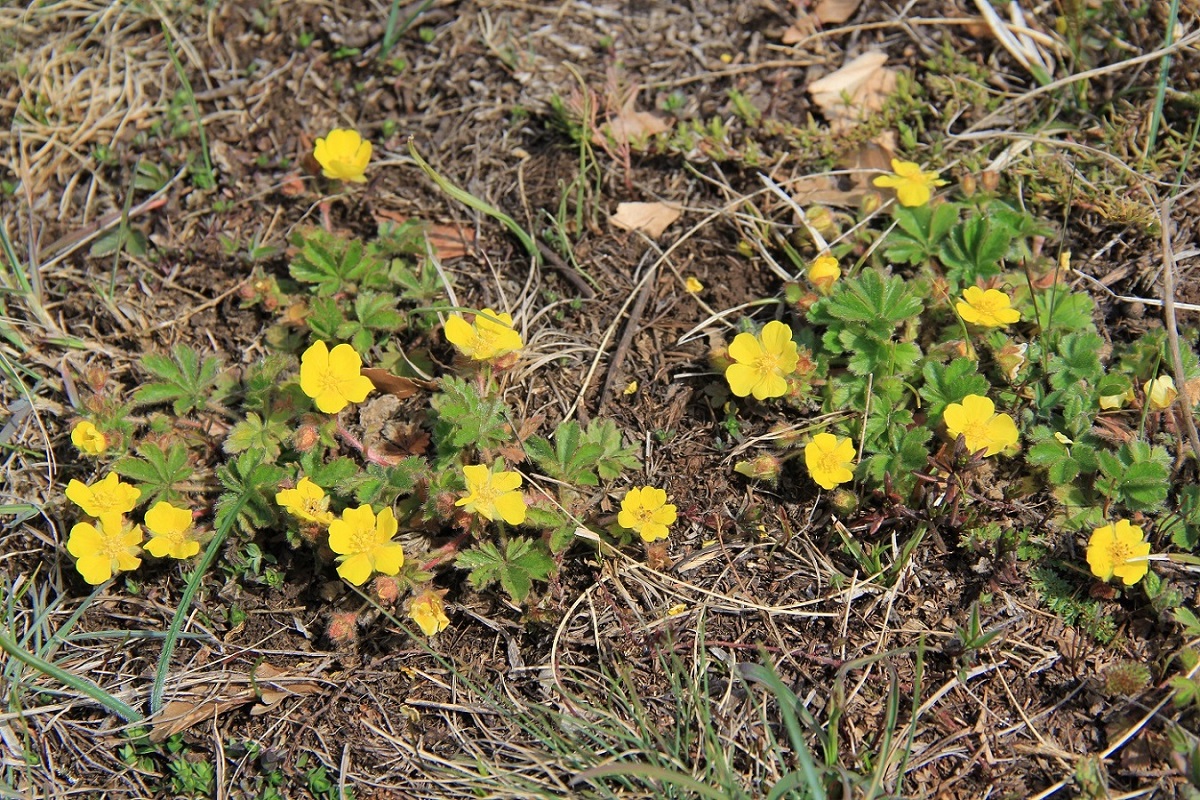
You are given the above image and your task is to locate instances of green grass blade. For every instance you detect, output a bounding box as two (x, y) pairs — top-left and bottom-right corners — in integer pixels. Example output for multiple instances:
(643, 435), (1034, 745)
(571, 763), (730, 799)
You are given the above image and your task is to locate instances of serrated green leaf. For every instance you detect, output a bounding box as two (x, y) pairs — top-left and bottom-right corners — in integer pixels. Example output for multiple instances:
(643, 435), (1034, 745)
(288, 228), (387, 296)
(939, 215), (1011, 288)
(110, 442), (193, 505)
(883, 204), (959, 265)
(307, 297), (347, 342)
(132, 345), (227, 415)
(920, 358), (990, 420)
(1047, 332), (1104, 390)
(1034, 287), (1096, 334)
(810, 269), (924, 336)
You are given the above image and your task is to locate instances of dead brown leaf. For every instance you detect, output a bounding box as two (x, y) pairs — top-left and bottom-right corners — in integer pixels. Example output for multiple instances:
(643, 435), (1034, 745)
(815, 0), (861, 24)
(610, 202), (683, 238)
(360, 367), (437, 400)
(594, 93), (671, 148)
(807, 51), (898, 133)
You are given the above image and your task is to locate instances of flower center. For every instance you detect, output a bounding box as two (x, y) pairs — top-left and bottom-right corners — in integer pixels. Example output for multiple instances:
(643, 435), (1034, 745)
(100, 531), (128, 559)
(347, 526), (376, 555)
(1109, 540), (1132, 564)
(818, 450), (843, 473)
(755, 352), (781, 376)
(959, 420), (990, 450)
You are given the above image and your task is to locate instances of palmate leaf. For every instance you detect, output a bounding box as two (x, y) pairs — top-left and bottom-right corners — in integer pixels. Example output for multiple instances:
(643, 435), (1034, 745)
(456, 537), (555, 603)
(1046, 332), (1104, 390)
(214, 451), (285, 535)
(808, 268), (924, 338)
(919, 358), (989, 421)
(111, 442), (192, 505)
(882, 203), (959, 266)
(939, 215), (1011, 289)
(133, 344), (229, 415)
(431, 376), (511, 461)
(288, 227), (388, 297)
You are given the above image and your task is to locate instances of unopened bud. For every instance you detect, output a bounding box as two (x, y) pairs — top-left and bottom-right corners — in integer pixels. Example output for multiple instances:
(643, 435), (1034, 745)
(734, 454), (782, 482)
(326, 611), (358, 644)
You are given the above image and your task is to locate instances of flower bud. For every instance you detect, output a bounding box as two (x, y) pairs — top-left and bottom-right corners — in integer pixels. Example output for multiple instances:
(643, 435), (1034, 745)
(326, 611), (358, 644)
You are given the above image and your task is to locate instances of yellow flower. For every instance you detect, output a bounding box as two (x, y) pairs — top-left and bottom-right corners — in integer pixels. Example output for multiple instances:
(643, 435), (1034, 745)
(725, 321), (800, 400)
(685, 276), (704, 294)
(444, 308), (523, 361)
(144, 501), (200, 560)
(409, 590), (451, 636)
(456, 464), (527, 525)
(943, 394), (1019, 457)
(1099, 386), (1133, 410)
(804, 433), (856, 490)
(807, 255), (840, 296)
(1144, 375), (1178, 411)
(956, 287), (1021, 328)
(276, 477), (336, 526)
(67, 513), (143, 585)
(872, 159), (949, 207)
(617, 485), (677, 543)
(313, 128), (372, 182)
(1086, 520), (1151, 586)
(65, 473), (140, 517)
(299, 341), (374, 414)
(71, 421), (107, 455)
(328, 506), (405, 586)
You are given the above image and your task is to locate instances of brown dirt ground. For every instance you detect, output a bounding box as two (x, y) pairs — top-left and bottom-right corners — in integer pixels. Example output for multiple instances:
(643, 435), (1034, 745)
(3, 0), (1200, 798)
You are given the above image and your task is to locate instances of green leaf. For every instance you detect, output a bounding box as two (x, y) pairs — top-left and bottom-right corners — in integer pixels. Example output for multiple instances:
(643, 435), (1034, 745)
(809, 269), (924, 337)
(1034, 286), (1095, 334)
(526, 419), (638, 486)
(215, 452), (286, 535)
(840, 331), (921, 378)
(1027, 439), (1080, 485)
(111, 442), (192, 505)
(456, 537), (555, 603)
(1046, 332), (1104, 390)
(224, 411), (289, 461)
(939, 215), (1012, 288)
(431, 376), (512, 463)
(344, 458), (427, 506)
(288, 227), (388, 297)
(582, 419), (641, 480)
(919, 358), (989, 420)
(307, 297), (347, 342)
(133, 344), (228, 415)
(882, 203), (959, 266)
(861, 424), (931, 494)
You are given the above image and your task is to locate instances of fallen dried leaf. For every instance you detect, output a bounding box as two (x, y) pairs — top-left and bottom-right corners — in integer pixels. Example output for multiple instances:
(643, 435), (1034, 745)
(594, 93), (671, 148)
(807, 51), (898, 133)
(815, 0), (861, 24)
(610, 202), (682, 238)
(360, 367), (435, 400)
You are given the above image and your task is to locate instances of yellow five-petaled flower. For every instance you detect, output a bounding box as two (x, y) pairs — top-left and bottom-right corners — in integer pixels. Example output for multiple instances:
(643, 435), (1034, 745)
(409, 590), (451, 636)
(1144, 375), (1178, 411)
(67, 513), (143, 585)
(956, 287), (1021, 328)
(725, 321), (800, 400)
(873, 159), (949, 207)
(1086, 519), (1151, 586)
(65, 473), (141, 518)
(313, 128), (372, 183)
(71, 421), (107, 455)
(804, 433), (856, 490)
(456, 464), (527, 525)
(617, 485), (677, 543)
(444, 308), (523, 362)
(327, 505), (405, 586)
(276, 477), (336, 526)
(144, 501), (200, 560)
(943, 394), (1019, 457)
(299, 341), (375, 414)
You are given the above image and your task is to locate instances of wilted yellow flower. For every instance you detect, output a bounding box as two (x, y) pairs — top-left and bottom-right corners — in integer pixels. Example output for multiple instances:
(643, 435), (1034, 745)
(457, 464), (526, 525)
(956, 287), (1020, 328)
(328, 506), (405, 586)
(67, 513), (143, 585)
(1144, 375), (1178, 410)
(276, 477), (336, 526)
(299, 341), (374, 414)
(444, 308), (523, 361)
(144, 501), (200, 559)
(409, 590), (450, 636)
(618, 485), (677, 543)
(725, 321), (799, 400)
(1087, 520), (1151, 586)
(873, 159), (949, 207)
(1099, 386), (1134, 410)
(623, 380), (639, 395)
(685, 276), (704, 294)
(804, 433), (856, 490)
(807, 255), (840, 296)
(943, 394), (1019, 457)
(71, 421), (107, 455)
(313, 128), (372, 182)
(65, 473), (140, 517)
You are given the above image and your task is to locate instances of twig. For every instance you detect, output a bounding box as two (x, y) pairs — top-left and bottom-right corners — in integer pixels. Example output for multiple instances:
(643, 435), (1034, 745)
(1158, 197), (1200, 464)
(536, 240), (596, 299)
(598, 263), (655, 410)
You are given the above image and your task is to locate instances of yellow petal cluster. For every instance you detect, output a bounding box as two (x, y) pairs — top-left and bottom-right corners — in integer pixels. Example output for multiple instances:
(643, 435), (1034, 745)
(276, 477), (336, 526)
(444, 308), (523, 362)
(1086, 520), (1151, 586)
(617, 486), (677, 542)
(1144, 375), (1177, 411)
(313, 128), (372, 183)
(956, 287), (1020, 328)
(71, 421), (107, 455)
(456, 464), (527, 525)
(725, 321), (799, 400)
(65, 473), (141, 518)
(67, 513), (143, 585)
(409, 591), (451, 636)
(804, 433), (856, 490)
(943, 394), (1019, 457)
(144, 501), (200, 559)
(328, 505), (405, 586)
(299, 341), (375, 414)
(873, 159), (949, 207)
(807, 255), (840, 296)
